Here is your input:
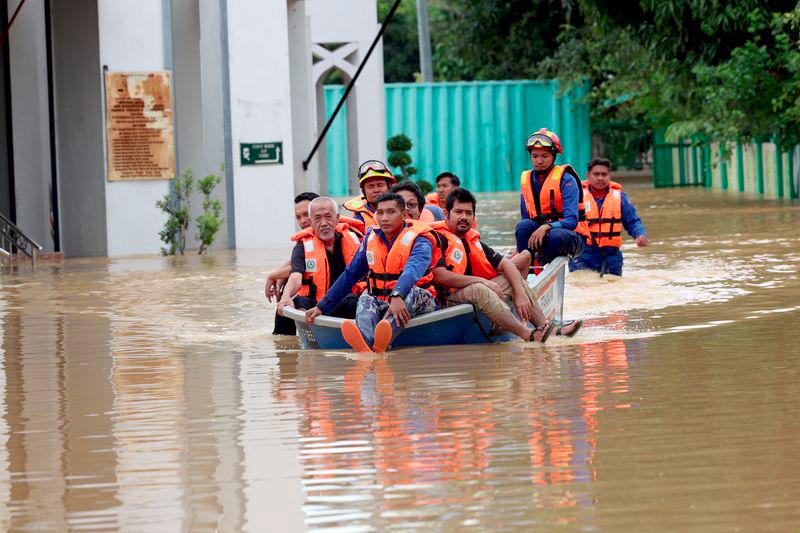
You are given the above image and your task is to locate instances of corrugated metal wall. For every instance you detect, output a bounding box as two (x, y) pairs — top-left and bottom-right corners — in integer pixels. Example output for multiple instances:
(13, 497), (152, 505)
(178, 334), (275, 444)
(323, 81), (591, 196)
(653, 128), (800, 199)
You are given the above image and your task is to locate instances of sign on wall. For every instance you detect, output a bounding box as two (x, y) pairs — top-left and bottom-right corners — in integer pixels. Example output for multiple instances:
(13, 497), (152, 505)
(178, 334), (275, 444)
(105, 71), (175, 181)
(240, 142), (283, 166)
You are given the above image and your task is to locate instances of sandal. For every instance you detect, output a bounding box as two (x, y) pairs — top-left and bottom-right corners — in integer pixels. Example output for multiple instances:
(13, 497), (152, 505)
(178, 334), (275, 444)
(530, 321), (555, 344)
(556, 319), (583, 337)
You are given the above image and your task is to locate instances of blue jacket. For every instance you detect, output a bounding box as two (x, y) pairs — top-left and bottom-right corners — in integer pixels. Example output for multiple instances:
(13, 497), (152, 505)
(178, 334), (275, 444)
(519, 167), (580, 231)
(588, 189), (646, 242)
(317, 227), (433, 314)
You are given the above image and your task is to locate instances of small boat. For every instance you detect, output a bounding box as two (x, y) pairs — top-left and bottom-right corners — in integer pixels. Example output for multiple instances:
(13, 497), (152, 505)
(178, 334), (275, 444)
(283, 256), (568, 350)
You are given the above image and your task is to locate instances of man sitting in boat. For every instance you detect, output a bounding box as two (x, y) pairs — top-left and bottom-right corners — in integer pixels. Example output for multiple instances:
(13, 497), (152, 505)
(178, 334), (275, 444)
(305, 192), (440, 353)
(570, 157), (649, 277)
(276, 197), (364, 320)
(514, 128), (590, 266)
(265, 191), (320, 335)
(343, 160), (397, 231)
(425, 171), (460, 208)
(392, 181), (444, 223)
(431, 188), (581, 342)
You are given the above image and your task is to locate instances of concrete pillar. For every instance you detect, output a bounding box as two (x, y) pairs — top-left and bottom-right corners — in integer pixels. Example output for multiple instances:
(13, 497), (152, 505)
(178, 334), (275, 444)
(7, 0), (53, 251)
(224, 0), (294, 248)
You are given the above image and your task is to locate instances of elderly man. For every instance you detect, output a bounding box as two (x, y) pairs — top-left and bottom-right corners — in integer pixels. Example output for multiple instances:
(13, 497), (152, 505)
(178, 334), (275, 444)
(306, 192), (440, 353)
(277, 196), (363, 319)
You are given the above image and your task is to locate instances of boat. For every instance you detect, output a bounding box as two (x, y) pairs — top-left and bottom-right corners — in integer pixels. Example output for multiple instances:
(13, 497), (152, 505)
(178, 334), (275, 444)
(282, 256), (568, 350)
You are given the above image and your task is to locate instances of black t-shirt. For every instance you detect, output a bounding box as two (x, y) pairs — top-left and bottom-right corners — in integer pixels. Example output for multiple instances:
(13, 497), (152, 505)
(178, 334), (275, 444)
(435, 236), (504, 275)
(290, 233), (346, 283)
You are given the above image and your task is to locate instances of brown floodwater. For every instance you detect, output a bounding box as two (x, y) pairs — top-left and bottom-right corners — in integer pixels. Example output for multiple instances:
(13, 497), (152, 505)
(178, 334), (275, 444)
(1, 184), (799, 531)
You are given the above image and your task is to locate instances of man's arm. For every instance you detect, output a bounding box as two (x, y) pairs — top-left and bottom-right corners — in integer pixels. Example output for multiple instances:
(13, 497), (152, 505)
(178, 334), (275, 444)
(432, 267), (486, 290)
(519, 194), (530, 220)
(277, 272), (304, 315)
(553, 172), (580, 231)
(316, 243), (369, 314)
(620, 192), (647, 239)
(265, 258), (293, 301)
(392, 239), (433, 297)
(497, 257), (533, 322)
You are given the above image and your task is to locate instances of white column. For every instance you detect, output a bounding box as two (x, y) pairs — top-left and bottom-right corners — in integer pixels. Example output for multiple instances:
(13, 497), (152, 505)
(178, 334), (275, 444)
(225, 0), (295, 248)
(97, 0), (169, 256)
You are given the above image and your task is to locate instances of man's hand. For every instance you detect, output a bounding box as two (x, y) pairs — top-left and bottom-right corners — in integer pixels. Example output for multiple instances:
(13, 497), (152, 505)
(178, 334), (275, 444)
(513, 289), (533, 323)
(306, 307), (322, 324)
(635, 235), (650, 247)
(264, 274), (280, 301)
(527, 224), (551, 250)
(385, 296), (411, 327)
(478, 278), (504, 299)
(277, 297), (294, 317)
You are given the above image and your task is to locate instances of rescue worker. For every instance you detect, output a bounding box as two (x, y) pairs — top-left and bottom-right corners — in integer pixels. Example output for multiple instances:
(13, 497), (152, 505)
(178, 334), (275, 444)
(277, 197), (364, 319)
(425, 171), (460, 207)
(266, 191), (319, 335)
(392, 181), (445, 222)
(343, 160), (397, 230)
(570, 157), (649, 276)
(432, 188), (582, 342)
(305, 192), (440, 353)
(515, 128), (590, 265)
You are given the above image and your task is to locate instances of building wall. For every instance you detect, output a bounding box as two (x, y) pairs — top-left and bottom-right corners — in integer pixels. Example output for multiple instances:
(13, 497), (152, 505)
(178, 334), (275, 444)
(97, 0), (169, 257)
(225, 0), (294, 248)
(7, 0), (53, 251)
(51, 0), (107, 257)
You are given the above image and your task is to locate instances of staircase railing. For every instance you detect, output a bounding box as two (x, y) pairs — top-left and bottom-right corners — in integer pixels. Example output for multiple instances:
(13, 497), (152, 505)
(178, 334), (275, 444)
(0, 212), (42, 266)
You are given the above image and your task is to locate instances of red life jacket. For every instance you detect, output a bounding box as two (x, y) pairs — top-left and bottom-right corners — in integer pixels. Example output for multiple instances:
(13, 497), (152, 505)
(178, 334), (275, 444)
(343, 196), (378, 231)
(520, 165), (590, 239)
(425, 192), (440, 207)
(429, 221), (498, 281)
(290, 222), (363, 301)
(583, 181), (623, 248)
(365, 219), (438, 300)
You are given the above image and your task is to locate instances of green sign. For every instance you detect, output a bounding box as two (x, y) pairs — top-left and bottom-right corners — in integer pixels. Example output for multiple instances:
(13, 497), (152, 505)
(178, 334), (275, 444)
(240, 142), (283, 166)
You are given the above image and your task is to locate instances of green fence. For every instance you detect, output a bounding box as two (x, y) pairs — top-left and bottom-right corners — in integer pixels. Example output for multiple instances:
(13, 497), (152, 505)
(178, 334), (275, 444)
(323, 80), (591, 196)
(653, 129), (800, 199)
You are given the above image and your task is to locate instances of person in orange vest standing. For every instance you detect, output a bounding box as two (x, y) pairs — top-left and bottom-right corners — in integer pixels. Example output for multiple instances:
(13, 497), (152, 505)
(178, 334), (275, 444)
(392, 181), (445, 223)
(277, 197), (364, 319)
(343, 160), (397, 231)
(570, 157), (649, 276)
(515, 128), (590, 265)
(425, 171), (460, 208)
(305, 192), (440, 353)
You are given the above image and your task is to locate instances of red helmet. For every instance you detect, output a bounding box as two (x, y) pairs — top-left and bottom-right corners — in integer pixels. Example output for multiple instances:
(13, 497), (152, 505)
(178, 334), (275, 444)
(526, 128), (562, 155)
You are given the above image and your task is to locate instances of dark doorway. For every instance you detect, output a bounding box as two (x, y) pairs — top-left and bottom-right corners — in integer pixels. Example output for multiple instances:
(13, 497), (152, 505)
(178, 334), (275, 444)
(0, 1), (16, 222)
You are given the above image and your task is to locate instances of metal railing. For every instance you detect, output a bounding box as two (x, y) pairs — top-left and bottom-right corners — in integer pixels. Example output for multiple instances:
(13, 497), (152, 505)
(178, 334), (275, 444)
(0, 212), (42, 266)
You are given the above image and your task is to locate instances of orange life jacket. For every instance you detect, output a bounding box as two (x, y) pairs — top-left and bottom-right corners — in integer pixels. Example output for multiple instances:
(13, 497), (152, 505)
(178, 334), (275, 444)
(340, 215), (366, 235)
(425, 192), (440, 207)
(520, 165), (590, 238)
(418, 207), (436, 223)
(429, 221), (498, 282)
(290, 222), (363, 301)
(365, 219), (438, 300)
(583, 181), (623, 248)
(343, 196), (378, 230)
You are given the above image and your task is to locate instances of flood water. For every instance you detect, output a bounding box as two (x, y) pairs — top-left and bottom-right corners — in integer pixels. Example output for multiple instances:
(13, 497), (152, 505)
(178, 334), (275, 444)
(1, 184), (799, 531)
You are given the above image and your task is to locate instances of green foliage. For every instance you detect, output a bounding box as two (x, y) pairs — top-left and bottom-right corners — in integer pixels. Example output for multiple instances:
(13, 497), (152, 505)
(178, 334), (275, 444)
(378, 0), (422, 82)
(415, 179), (434, 195)
(387, 133), (417, 180)
(156, 169), (193, 256)
(196, 170), (224, 255)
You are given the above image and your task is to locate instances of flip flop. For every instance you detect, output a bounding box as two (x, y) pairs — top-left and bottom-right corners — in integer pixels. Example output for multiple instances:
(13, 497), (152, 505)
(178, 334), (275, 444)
(556, 319), (583, 337)
(530, 321), (555, 344)
(341, 320), (373, 353)
(372, 319), (393, 353)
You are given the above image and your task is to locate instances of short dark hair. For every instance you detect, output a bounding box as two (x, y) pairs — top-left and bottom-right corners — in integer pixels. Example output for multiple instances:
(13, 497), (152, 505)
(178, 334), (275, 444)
(587, 157), (612, 172)
(294, 192), (320, 204)
(374, 192), (405, 211)
(435, 172), (460, 186)
(445, 187), (476, 212)
(391, 181), (426, 208)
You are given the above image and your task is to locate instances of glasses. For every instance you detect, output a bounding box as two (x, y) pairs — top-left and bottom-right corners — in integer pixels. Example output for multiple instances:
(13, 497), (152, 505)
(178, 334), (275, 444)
(358, 160), (389, 178)
(526, 133), (554, 149)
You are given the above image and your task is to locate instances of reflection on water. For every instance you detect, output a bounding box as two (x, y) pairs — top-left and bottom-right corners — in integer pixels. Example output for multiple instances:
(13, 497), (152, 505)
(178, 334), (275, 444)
(0, 186), (799, 530)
